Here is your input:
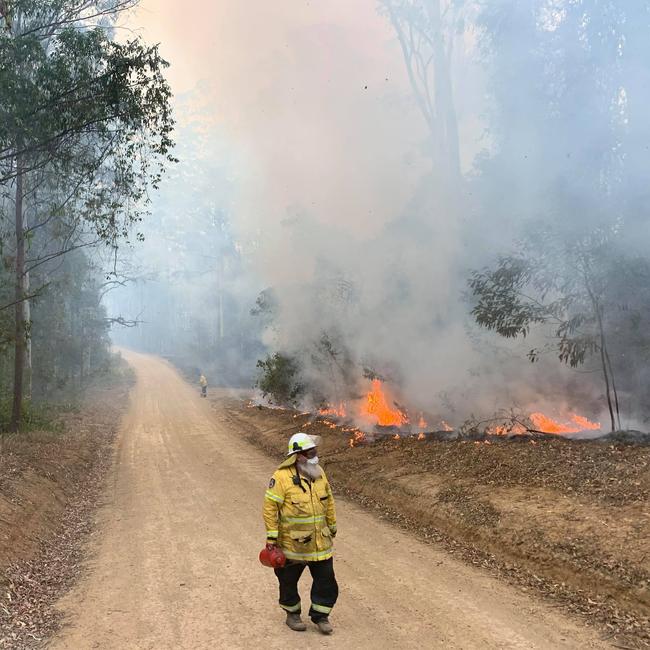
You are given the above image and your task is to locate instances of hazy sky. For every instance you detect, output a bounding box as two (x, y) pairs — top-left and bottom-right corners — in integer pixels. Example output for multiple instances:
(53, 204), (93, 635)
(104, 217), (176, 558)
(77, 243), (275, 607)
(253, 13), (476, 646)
(128, 0), (426, 241)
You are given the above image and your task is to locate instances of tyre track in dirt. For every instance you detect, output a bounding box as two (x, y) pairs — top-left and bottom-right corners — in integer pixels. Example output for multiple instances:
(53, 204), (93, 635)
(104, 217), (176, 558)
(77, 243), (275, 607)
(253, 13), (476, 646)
(50, 351), (611, 649)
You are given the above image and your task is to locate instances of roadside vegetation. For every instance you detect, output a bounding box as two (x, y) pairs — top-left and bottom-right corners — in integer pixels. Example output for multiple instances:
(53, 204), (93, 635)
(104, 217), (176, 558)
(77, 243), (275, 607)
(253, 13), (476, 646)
(0, 2), (173, 642)
(0, 0), (175, 433)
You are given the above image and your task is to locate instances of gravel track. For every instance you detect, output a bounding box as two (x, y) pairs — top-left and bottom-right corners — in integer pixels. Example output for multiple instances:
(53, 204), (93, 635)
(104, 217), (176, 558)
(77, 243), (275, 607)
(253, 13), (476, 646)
(50, 351), (611, 649)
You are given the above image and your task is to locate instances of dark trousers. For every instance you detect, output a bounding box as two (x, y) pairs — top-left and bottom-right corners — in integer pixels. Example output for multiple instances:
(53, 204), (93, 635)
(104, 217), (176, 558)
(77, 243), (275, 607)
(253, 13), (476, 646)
(274, 558), (338, 621)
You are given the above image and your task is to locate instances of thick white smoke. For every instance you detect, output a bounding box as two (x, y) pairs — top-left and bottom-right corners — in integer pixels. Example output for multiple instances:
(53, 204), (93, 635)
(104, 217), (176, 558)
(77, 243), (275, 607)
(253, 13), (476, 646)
(113, 0), (643, 431)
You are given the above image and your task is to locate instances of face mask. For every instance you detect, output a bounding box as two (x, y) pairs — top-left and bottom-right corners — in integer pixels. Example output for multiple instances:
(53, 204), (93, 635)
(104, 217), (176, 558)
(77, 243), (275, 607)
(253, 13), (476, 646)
(306, 455), (319, 465)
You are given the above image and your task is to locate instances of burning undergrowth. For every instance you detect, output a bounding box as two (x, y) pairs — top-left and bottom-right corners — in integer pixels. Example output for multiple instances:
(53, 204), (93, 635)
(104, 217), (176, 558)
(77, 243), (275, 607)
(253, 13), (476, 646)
(300, 378), (616, 447)
(250, 374), (638, 448)
(251, 337), (648, 447)
(233, 392), (650, 644)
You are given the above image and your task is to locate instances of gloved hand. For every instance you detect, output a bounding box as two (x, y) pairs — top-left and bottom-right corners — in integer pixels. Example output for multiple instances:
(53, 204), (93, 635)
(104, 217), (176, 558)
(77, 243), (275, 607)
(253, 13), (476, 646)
(266, 540), (277, 548)
(330, 529), (337, 539)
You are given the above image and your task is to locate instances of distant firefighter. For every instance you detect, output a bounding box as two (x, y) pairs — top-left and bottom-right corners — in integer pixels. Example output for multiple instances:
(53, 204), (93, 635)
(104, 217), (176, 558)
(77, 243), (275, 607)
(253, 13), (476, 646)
(262, 432), (338, 635)
(199, 373), (208, 397)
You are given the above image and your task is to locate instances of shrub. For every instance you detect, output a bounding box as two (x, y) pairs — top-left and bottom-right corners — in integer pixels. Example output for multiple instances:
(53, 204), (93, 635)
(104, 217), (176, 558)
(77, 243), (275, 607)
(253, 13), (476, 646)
(255, 353), (304, 407)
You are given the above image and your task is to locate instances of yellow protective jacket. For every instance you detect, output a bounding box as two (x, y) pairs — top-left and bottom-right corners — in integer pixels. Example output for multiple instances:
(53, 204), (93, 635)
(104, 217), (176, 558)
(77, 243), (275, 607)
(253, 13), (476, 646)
(263, 455), (337, 562)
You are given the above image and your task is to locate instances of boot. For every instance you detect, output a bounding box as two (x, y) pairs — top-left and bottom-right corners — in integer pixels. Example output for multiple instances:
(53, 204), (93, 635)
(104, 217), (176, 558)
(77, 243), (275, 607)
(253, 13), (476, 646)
(285, 612), (307, 632)
(315, 617), (333, 635)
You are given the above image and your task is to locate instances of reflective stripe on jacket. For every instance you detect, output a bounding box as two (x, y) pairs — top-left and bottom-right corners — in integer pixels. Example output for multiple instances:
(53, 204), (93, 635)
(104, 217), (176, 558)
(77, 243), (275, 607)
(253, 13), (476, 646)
(263, 455), (337, 562)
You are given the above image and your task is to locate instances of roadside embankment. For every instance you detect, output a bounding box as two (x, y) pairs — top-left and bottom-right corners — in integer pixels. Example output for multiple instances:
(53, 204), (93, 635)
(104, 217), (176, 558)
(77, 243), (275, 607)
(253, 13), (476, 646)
(216, 396), (650, 648)
(0, 357), (133, 649)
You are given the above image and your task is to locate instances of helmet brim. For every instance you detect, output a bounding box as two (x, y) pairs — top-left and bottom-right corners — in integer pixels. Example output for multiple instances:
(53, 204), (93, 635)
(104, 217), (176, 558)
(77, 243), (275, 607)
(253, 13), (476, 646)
(286, 434), (321, 456)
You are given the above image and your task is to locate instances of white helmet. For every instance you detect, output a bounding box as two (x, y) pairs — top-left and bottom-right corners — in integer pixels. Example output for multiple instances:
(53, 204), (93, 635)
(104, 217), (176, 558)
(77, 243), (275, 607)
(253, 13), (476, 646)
(287, 432), (318, 456)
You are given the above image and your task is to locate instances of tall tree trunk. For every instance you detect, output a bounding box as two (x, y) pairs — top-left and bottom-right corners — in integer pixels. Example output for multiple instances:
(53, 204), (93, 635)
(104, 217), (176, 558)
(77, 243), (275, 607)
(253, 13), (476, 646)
(384, 0), (462, 184)
(218, 256), (224, 341)
(592, 298), (616, 432)
(24, 258), (31, 401)
(25, 191), (37, 400)
(424, 0), (461, 185)
(598, 336), (616, 432)
(10, 161), (25, 432)
(583, 266), (617, 432)
(604, 346), (621, 430)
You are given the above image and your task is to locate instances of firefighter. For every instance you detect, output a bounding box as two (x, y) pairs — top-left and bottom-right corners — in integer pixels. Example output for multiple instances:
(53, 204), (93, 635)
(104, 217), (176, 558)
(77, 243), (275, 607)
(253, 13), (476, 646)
(199, 373), (208, 397)
(263, 432), (338, 634)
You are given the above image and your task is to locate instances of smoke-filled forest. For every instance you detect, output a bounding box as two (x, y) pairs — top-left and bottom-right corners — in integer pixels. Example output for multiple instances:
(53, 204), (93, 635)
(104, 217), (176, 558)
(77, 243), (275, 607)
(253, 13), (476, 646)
(2, 0), (649, 436)
(2, 2), (650, 648)
(105, 1), (650, 438)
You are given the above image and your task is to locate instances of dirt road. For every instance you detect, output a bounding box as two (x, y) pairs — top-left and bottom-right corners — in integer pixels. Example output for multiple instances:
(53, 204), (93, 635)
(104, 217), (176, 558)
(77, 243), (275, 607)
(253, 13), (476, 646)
(51, 351), (610, 649)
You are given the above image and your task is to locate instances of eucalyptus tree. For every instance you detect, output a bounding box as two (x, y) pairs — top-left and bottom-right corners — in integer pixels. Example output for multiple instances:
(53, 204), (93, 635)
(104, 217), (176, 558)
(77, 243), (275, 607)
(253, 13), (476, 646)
(0, 0), (175, 431)
(467, 1), (650, 429)
(378, 0), (465, 186)
(469, 228), (622, 431)
(30, 247), (112, 397)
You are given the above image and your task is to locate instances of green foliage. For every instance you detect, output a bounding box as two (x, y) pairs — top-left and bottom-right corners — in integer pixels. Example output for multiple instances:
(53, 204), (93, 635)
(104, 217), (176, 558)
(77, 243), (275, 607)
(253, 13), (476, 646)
(0, 24), (175, 241)
(469, 257), (547, 339)
(468, 223), (650, 429)
(0, 398), (65, 433)
(469, 225), (615, 368)
(308, 331), (358, 406)
(30, 248), (112, 397)
(0, 0), (176, 430)
(362, 367), (386, 381)
(311, 332), (355, 382)
(255, 352), (304, 407)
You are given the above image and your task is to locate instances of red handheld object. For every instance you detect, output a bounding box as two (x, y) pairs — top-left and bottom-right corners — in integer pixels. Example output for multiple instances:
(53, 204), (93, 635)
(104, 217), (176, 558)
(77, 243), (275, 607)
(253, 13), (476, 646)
(259, 543), (287, 568)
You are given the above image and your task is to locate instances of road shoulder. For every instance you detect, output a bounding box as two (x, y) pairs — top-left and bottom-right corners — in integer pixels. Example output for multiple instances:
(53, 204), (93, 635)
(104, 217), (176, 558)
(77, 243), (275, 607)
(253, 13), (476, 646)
(0, 361), (133, 648)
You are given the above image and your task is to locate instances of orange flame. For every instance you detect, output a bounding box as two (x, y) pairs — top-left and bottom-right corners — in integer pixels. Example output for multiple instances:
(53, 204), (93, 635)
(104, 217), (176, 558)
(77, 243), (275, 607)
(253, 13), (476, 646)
(529, 412), (600, 434)
(319, 403), (346, 418)
(440, 420), (453, 432)
(361, 380), (409, 427)
(348, 428), (366, 447)
(489, 422), (527, 436)
(393, 433), (401, 440)
(417, 432), (425, 440)
(418, 414), (427, 429)
(487, 412), (600, 436)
